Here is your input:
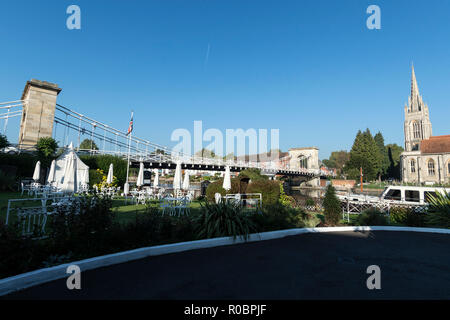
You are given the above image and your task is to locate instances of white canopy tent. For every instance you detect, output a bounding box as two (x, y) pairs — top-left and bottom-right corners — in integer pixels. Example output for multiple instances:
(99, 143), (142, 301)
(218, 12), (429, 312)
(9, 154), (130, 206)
(54, 143), (89, 189)
(61, 152), (78, 193)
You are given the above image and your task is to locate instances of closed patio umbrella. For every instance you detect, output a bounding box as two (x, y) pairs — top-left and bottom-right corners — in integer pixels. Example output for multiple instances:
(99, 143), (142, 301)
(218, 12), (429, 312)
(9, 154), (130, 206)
(223, 165), (231, 191)
(47, 160), (56, 184)
(33, 161), (41, 182)
(153, 169), (159, 187)
(137, 162), (144, 187)
(106, 163), (114, 185)
(182, 170), (190, 190)
(173, 161), (182, 190)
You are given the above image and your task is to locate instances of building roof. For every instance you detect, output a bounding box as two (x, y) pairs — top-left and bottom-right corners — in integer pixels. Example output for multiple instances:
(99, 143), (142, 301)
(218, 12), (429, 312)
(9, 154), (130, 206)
(421, 135), (450, 154)
(235, 150), (289, 162)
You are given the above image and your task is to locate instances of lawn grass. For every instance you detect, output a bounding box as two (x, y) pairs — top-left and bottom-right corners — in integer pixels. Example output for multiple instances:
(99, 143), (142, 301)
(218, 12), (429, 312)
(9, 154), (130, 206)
(0, 192), (205, 226)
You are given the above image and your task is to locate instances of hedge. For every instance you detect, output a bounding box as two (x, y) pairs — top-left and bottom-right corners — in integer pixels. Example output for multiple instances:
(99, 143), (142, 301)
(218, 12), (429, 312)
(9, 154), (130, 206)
(0, 153), (39, 178)
(246, 180), (281, 206)
(205, 178), (240, 201)
(79, 155), (132, 187)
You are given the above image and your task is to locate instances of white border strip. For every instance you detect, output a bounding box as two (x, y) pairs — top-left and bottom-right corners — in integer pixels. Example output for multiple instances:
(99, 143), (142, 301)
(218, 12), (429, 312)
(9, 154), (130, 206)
(1, 226), (449, 296)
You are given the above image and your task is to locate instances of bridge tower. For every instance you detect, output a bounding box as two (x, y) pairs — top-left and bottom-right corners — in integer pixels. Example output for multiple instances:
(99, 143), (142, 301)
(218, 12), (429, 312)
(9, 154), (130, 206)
(18, 79), (61, 149)
(288, 147), (320, 187)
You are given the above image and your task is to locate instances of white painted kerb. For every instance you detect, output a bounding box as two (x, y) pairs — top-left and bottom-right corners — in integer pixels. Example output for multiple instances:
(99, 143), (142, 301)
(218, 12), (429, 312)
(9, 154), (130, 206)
(1, 226), (449, 296)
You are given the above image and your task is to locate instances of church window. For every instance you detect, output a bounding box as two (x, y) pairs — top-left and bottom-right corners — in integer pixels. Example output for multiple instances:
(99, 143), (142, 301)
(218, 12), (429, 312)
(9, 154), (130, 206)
(410, 159), (415, 173)
(427, 159), (435, 176)
(413, 122), (421, 139)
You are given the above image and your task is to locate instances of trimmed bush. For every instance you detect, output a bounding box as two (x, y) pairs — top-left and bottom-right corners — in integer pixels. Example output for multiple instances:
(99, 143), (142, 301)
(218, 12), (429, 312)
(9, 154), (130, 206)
(357, 208), (388, 226)
(0, 153), (38, 178)
(205, 178), (240, 202)
(246, 180), (280, 206)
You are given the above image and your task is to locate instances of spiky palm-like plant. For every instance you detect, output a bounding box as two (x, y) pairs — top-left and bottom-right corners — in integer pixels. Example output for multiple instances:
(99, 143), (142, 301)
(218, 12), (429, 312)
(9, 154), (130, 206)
(196, 200), (256, 240)
(426, 191), (450, 228)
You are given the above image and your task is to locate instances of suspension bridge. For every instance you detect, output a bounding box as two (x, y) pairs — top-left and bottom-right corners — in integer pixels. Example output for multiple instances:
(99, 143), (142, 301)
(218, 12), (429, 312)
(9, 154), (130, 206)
(1, 79), (335, 180)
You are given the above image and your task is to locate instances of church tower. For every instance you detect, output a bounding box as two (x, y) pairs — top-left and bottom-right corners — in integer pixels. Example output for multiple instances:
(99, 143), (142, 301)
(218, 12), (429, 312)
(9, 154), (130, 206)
(404, 65), (432, 152)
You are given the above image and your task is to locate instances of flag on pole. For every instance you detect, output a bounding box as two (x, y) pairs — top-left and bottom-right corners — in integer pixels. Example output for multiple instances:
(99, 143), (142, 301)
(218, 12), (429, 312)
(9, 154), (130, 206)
(126, 112), (133, 136)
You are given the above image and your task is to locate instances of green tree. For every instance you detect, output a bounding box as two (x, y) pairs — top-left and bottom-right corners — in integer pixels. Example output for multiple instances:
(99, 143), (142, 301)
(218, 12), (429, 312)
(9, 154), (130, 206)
(345, 129), (380, 181)
(79, 139), (98, 150)
(0, 134), (9, 149)
(386, 143), (404, 179)
(322, 150), (349, 176)
(36, 137), (58, 166)
(374, 132), (389, 179)
(239, 168), (268, 181)
(323, 184), (341, 226)
(195, 148), (216, 159)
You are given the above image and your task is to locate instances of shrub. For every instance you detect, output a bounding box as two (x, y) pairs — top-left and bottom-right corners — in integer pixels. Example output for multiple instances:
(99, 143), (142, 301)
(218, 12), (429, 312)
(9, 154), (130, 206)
(205, 179), (226, 201)
(0, 153), (38, 178)
(426, 191), (450, 228)
(89, 168), (103, 187)
(252, 202), (304, 232)
(390, 206), (426, 227)
(323, 185), (341, 226)
(195, 200), (256, 240)
(205, 178), (240, 202)
(389, 206), (408, 224)
(0, 134), (9, 149)
(239, 168), (268, 181)
(48, 195), (115, 255)
(79, 155), (129, 187)
(305, 197), (315, 207)
(279, 183), (295, 207)
(246, 180), (280, 206)
(0, 170), (16, 191)
(357, 208), (388, 226)
(0, 221), (47, 278)
(303, 213), (322, 228)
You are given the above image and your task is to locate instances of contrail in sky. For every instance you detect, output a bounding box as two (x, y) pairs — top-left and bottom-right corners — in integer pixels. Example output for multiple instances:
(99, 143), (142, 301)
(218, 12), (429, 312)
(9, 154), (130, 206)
(204, 43), (210, 68)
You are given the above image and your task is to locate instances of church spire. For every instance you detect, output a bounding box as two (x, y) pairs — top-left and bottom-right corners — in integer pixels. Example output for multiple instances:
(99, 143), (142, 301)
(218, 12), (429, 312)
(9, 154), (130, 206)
(409, 63), (423, 112)
(411, 63), (420, 99)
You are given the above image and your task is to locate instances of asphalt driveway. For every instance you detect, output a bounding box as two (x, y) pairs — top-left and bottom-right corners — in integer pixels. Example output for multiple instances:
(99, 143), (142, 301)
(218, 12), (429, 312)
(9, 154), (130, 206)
(3, 231), (450, 299)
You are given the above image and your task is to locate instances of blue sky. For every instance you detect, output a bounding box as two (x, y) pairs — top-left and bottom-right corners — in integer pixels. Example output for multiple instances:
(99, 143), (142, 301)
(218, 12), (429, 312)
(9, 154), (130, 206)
(1, 0), (450, 159)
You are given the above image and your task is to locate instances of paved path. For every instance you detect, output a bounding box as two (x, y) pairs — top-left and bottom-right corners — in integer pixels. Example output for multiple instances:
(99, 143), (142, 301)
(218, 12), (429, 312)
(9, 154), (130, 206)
(3, 231), (450, 299)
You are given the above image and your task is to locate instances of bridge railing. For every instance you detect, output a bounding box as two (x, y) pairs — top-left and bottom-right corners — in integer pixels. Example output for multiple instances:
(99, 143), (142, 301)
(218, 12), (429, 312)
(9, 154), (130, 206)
(50, 103), (336, 177)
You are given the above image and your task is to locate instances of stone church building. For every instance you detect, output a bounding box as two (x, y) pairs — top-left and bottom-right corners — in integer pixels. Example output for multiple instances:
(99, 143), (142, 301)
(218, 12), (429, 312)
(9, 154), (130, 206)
(400, 66), (450, 185)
